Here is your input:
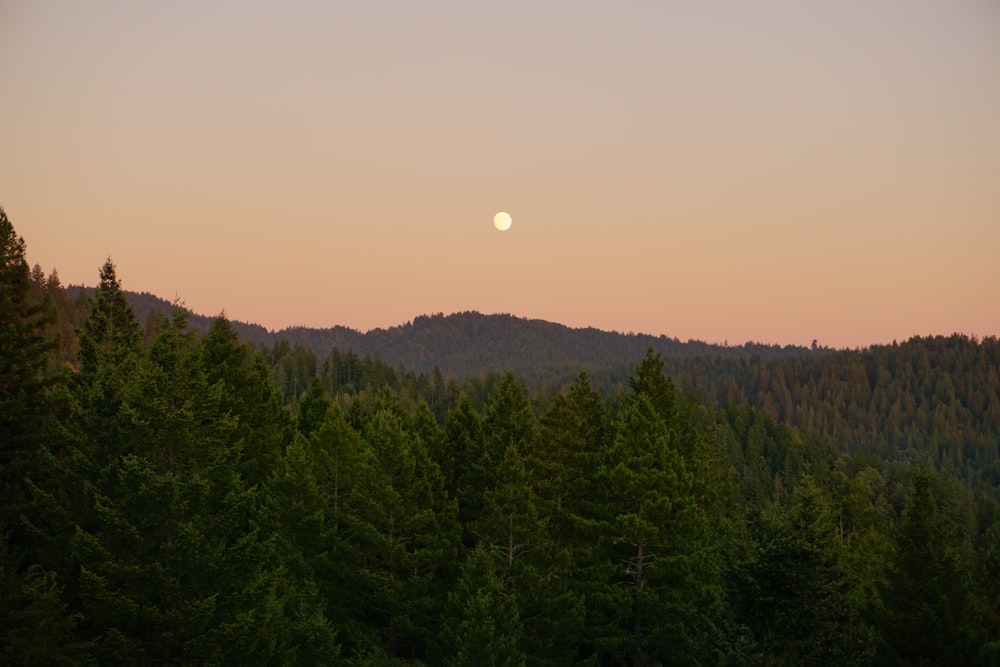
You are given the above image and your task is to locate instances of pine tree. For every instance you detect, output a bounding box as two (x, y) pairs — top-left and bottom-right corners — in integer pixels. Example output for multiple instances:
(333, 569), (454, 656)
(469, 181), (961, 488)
(307, 404), (369, 652)
(880, 465), (979, 665)
(71, 259), (144, 488)
(72, 307), (284, 662)
(443, 393), (486, 542)
(0, 208), (88, 664)
(730, 477), (871, 666)
(629, 347), (677, 427)
(298, 377), (331, 438)
(536, 372), (607, 536)
(0, 208), (62, 548)
(202, 315), (293, 488)
(594, 393), (705, 664)
(77, 259), (141, 375)
(512, 372), (608, 664)
(435, 545), (526, 667)
(258, 436), (340, 662)
(350, 394), (459, 661)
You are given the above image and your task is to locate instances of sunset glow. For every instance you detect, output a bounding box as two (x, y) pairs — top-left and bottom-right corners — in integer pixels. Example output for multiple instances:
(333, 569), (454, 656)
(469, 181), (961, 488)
(2, 1), (998, 348)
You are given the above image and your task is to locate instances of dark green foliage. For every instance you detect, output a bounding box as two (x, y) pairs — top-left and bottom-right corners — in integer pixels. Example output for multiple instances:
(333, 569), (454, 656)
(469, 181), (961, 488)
(0, 537), (90, 666)
(880, 466), (981, 665)
(629, 347), (678, 426)
(347, 394), (460, 661)
(0, 208), (62, 542)
(259, 437), (340, 661)
(443, 393), (486, 540)
(202, 316), (293, 488)
(298, 377), (331, 437)
(51, 284), (1000, 481)
(69, 303), (303, 663)
(677, 335), (1000, 477)
(473, 373), (585, 662)
(436, 545), (526, 667)
(591, 392), (706, 664)
(76, 259), (142, 375)
(730, 477), (873, 665)
(10, 241), (1000, 664)
(0, 209), (85, 664)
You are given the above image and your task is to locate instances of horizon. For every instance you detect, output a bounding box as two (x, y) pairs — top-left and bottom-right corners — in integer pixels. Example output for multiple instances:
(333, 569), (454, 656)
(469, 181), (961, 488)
(60, 278), (990, 352)
(4, 1), (999, 350)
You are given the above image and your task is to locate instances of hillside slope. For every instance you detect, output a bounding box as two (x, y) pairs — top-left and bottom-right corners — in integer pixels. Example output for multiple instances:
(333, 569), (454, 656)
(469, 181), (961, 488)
(66, 287), (818, 378)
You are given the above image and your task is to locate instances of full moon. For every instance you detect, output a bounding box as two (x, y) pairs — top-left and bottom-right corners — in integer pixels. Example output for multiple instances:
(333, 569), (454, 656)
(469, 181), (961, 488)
(493, 211), (512, 231)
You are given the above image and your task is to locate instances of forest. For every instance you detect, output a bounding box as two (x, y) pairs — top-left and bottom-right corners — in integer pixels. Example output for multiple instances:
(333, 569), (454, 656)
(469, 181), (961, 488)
(3, 207), (1000, 665)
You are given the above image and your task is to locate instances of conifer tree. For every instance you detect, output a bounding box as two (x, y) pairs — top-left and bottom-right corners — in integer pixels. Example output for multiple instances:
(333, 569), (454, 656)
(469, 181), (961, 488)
(71, 258), (144, 490)
(730, 477), (871, 666)
(536, 372), (607, 535)
(72, 307), (284, 662)
(483, 372), (537, 459)
(629, 347), (677, 427)
(443, 393), (486, 540)
(435, 544), (526, 667)
(258, 436), (340, 662)
(880, 465), (979, 665)
(350, 393), (459, 661)
(591, 393), (704, 664)
(0, 208), (62, 546)
(298, 376), (331, 438)
(0, 208), (87, 664)
(77, 258), (141, 374)
(513, 372), (608, 663)
(202, 315), (293, 487)
(307, 404), (368, 651)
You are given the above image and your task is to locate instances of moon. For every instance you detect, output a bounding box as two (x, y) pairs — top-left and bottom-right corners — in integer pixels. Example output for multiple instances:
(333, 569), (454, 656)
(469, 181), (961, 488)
(493, 211), (512, 231)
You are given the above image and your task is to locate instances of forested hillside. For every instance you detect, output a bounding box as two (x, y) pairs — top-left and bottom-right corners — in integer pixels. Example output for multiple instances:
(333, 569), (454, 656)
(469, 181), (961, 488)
(666, 339), (1000, 479)
(55, 287), (998, 487)
(63, 286), (818, 379)
(5, 211), (1000, 664)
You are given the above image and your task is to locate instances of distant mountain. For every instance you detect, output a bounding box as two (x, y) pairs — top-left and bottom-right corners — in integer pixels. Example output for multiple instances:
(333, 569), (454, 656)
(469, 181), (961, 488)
(276, 312), (820, 380)
(67, 286), (819, 381)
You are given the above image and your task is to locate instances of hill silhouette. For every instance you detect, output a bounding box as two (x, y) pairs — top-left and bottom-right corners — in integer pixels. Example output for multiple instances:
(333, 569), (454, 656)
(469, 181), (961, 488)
(66, 287), (819, 381)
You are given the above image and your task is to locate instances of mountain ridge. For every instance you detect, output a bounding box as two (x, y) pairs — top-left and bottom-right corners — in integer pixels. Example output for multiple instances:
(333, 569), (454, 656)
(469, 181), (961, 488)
(67, 286), (820, 380)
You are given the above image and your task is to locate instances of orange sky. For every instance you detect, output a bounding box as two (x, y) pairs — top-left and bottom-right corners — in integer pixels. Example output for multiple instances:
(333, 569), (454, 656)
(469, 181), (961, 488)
(2, 1), (998, 349)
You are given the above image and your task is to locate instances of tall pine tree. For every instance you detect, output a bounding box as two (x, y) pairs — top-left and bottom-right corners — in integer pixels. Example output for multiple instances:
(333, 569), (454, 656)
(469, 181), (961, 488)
(0, 208), (88, 665)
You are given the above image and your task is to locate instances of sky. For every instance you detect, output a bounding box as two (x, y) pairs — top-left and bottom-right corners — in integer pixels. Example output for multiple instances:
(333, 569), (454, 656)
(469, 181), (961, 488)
(2, 1), (998, 349)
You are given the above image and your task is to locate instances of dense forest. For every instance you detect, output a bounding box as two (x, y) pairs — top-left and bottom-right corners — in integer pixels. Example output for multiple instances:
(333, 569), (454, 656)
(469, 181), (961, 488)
(61, 287), (819, 383)
(55, 285), (1000, 488)
(3, 207), (1000, 665)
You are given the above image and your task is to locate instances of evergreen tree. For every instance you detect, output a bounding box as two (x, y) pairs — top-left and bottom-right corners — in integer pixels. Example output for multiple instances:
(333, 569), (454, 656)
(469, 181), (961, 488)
(308, 404), (368, 653)
(880, 465), (979, 665)
(536, 372), (607, 536)
(350, 395), (459, 661)
(258, 436), (340, 662)
(77, 259), (142, 375)
(730, 477), (872, 666)
(202, 315), (293, 488)
(298, 377), (331, 438)
(0, 208), (63, 549)
(0, 208), (88, 665)
(513, 372), (608, 664)
(70, 259), (145, 489)
(435, 545), (526, 667)
(0, 550), (89, 666)
(629, 347), (677, 427)
(483, 372), (540, 478)
(443, 393), (486, 541)
(72, 308), (282, 663)
(611, 393), (704, 664)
